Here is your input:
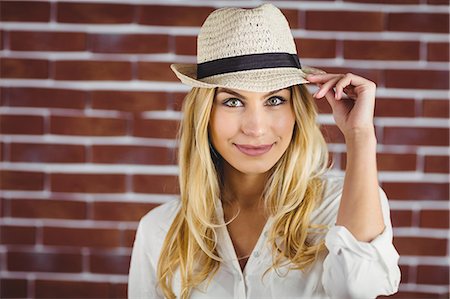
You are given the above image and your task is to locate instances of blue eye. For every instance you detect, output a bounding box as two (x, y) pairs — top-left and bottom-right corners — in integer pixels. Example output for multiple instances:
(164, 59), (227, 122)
(266, 96), (286, 106)
(223, 98), (243, 107)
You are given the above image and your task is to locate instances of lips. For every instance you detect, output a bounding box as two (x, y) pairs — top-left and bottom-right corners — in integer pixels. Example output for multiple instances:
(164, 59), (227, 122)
(234, 144), (273, 156)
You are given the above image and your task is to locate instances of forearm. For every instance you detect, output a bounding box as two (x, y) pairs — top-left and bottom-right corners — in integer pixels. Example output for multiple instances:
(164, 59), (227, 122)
(336, 128), (385, 242)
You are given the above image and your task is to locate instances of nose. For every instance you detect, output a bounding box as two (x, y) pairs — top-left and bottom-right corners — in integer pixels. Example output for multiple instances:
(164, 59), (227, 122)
(241, 106), (267, 137)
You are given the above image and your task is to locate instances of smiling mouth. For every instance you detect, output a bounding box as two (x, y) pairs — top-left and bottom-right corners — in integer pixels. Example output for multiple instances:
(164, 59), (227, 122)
(234, 144), (273, 156)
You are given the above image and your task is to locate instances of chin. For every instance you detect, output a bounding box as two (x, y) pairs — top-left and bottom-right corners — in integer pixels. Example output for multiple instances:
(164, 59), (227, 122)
(228, 160), (277, 175)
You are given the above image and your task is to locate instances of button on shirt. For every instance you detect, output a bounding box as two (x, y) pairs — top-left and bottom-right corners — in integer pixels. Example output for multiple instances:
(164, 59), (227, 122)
(128, 174), (401, 298)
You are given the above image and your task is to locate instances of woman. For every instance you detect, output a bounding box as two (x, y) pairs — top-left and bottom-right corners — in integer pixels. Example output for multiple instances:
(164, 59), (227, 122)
(128, 3), (400, 299)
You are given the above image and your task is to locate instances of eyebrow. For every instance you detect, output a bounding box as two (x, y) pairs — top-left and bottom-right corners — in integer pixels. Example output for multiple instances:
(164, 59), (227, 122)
(216, 88), (286, 98)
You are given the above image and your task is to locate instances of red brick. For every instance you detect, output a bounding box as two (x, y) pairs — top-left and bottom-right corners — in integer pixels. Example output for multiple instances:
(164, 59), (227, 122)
(0, 1), (50, 22)
(390, 210), (413, 228)
(92, 145), (175, 165)
(321, 125), (345, 144)
(92, 201), (158, 221)
(423, 99), (449, 118)
(428, 42), (449, 61)
(0, 115), (44, 135)
(175, 36), (196, 55)
(296, 39), (336, 59)
(306, 11), (384, 31)
(1, 58), (48, 78)
(378, 153), (417, 171)
(281, 9), (300, 29)
(50, 116), (127, 136)
(379, 291), (449, 298)
(316, 97), (333, 114)
(8, 251), (82, 272)
(43, 227), (121, 248)
(420, 210), (450, 228)
(137, 62), (178, 81)
(90, 34), (168, 54)
(9, 31), (86, 51)
(0, 225), (36, 245)
(382, 182), (449, 200)
(51, 173), (126, 193)
(383, 127), (449, 146)
(0, 30), (3, 50)
(394, 236), (447, 256)
(138, 5), (214, 26)
(0, 278), (28, 298)
(91, 90), (168, 112)
(133, 175), (179, 194)
(134, 119), (179, 139)
(417, 265), (450, 285)
(388, 13), (449, 33)
(10, 143), (86, 163)
(424, 155), (449, 173)
(172, 92), (187, 111)
(89, 253), (130, 274)
(344, 40), (420, 60)
(10, 199), (87, 219)
(57, 3), (134, 24)
(385, 69), (449, 90)
(374, 98), (416, 117)
(399, 265), (410, 284)
(54, 61), (132, 81)
(123, 229), (136, 248)
(345, 0), (419, 2)
(0, 171), (45, 190)
(111, 283), (127, 299)
(35, 280), (110, 298)
(427, 0), (450, 4)
(6, 87), (86, 109)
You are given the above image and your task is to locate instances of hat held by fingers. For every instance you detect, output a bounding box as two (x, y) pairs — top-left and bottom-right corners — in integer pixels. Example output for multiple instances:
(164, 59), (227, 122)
(170, 3), (325, 92)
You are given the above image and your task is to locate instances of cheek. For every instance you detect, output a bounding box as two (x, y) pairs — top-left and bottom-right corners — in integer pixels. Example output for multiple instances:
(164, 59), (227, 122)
(272, 110), (295, 138)
(209, 108), (238, 145)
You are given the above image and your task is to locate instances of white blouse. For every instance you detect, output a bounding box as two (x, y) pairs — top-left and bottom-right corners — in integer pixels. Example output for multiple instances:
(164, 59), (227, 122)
(128, 174), (401, 298)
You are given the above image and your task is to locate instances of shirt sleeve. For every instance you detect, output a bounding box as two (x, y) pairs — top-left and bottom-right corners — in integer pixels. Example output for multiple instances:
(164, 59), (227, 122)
(128, 219), (164, 299)
(321, 186), (401, 299)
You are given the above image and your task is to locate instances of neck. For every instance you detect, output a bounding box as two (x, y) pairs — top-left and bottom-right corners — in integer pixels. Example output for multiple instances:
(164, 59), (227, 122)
(221, 161), (270, 210)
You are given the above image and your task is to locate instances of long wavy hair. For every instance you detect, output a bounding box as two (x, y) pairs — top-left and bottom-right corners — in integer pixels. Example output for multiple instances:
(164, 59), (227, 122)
(157, 84), (331, 298)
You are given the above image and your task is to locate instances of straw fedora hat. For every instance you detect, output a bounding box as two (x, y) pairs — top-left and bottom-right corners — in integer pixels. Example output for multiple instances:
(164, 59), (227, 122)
(170, 3), (324, 92)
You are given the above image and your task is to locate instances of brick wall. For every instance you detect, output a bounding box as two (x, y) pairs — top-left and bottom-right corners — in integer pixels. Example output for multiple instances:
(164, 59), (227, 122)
(0, 0), (448, 298)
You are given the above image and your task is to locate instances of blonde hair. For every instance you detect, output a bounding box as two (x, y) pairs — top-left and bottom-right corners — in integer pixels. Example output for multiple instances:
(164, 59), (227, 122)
(157, 85), (330, 298)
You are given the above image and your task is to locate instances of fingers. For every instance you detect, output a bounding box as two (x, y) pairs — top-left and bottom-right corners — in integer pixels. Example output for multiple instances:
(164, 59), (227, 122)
(335, 75), (353, 100)
(313, 75), (342, 99)
(307, 73), (376, 100)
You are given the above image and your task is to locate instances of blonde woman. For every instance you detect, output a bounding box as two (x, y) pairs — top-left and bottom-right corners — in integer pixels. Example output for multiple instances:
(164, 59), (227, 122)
(128, 4), (400, 299)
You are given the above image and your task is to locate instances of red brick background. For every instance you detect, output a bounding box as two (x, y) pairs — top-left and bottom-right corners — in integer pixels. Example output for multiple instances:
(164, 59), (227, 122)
(0, 1), (449, 298)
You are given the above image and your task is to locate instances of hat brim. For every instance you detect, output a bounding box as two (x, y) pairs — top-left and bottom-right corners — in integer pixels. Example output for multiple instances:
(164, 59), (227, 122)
(170, 63), (326, 92)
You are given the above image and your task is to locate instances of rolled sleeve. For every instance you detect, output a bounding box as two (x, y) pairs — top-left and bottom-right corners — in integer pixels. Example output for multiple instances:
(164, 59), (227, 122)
(322, 187), (401, 299)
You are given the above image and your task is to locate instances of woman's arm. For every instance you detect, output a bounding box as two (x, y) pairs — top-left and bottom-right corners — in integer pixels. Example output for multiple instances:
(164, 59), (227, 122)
(307, 73), (385, 242)
(307, 73), (401, 298)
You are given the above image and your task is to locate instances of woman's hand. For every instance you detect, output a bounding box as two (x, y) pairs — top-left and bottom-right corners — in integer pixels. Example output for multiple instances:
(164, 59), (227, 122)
(306, 73), (377, 141)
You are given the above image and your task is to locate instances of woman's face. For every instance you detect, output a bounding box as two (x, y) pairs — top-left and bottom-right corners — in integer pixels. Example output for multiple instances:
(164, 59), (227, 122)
(209, 87), (295, 175)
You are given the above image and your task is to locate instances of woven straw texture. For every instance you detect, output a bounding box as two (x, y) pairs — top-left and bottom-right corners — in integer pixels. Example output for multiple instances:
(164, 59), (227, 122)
(171, 3), (324, 92)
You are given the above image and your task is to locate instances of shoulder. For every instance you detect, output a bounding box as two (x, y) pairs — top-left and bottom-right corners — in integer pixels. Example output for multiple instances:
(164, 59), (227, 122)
(138, 199), (181, 238)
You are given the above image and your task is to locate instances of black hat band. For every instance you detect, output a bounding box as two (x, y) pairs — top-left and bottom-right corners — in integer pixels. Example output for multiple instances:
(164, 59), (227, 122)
(196, 52), (302, 79)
